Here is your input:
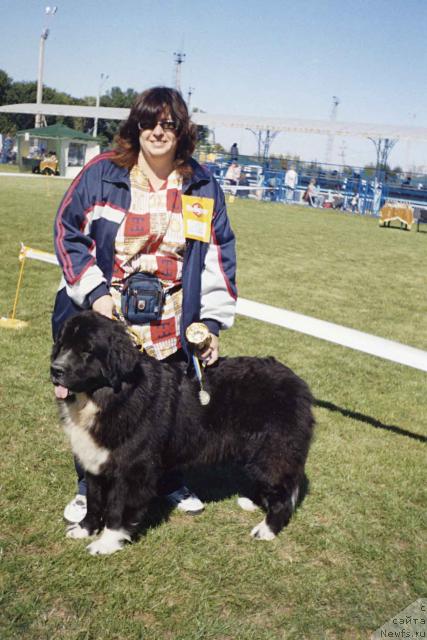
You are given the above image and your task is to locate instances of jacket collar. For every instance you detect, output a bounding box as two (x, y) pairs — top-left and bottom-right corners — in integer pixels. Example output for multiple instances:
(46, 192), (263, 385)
(183, 158), (211, 192)
(101, 159), (130, 186)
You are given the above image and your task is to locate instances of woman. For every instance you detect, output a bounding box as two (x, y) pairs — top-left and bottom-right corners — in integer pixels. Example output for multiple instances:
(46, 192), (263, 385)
(303, 178), (317, 207)
(52, 87), (237, 523)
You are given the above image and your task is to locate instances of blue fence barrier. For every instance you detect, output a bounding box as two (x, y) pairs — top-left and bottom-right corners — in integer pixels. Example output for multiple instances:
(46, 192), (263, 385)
(196, 152), (427, 215)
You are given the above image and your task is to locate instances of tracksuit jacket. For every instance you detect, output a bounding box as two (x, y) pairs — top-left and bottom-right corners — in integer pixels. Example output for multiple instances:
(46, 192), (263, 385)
(52, 152), (237, 359)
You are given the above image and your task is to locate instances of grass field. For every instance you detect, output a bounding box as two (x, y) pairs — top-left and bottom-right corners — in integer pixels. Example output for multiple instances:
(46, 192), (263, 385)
(0, 164), (20, 173)
(0, 175), (426, 640)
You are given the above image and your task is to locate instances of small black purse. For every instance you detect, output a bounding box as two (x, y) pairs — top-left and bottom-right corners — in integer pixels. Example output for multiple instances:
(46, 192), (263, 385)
(121, 273), (164, 324)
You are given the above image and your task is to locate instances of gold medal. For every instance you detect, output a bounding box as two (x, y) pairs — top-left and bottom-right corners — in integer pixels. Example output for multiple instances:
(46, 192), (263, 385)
(186, 323), (212, 406)
(185, 322), (212, 352)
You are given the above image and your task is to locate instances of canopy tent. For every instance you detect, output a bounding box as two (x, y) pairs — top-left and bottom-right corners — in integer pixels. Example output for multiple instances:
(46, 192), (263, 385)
(15, 123), (101, 178)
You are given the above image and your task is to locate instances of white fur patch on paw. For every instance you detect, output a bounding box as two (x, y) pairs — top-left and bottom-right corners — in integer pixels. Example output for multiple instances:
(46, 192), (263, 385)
(66, 523), (91, 539)
(250, 519), (276, 541)
(86, 527), (131, 556)
(237, 496), (258, 512)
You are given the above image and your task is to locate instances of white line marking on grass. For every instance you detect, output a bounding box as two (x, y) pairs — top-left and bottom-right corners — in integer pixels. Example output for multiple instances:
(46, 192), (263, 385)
(14, 247), (427, 373)
(0, 172), (70, 180)
(237, 298), (427, 373)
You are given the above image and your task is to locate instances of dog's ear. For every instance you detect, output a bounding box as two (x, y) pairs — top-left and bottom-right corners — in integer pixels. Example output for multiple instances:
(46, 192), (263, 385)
(103, 327), (141, 392)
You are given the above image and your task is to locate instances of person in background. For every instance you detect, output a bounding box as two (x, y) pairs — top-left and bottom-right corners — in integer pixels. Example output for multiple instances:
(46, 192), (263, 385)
(303, 178), (318, 207)
(332, 184), (344, 209)
(1, 133), (14, 163)
(230, 142), (239, 162)
(52, 86), (237, 524)
(284, 165), (298, 204)
(225, 161), (241, 196)
(238, 171), (250, 198)
(350, 191), (359, 212)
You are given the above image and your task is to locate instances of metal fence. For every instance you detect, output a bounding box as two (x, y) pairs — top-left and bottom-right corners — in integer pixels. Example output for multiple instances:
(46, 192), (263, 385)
(195, 150), (427, 215)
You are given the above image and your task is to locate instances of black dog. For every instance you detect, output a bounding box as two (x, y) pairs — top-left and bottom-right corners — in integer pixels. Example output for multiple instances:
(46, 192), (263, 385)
(51, 311), (315, 555)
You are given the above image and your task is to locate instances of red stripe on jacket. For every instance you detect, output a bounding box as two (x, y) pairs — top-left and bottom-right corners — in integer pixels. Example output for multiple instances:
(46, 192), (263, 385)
(211, 227), (237, 301)
(55, 151), (116, 283)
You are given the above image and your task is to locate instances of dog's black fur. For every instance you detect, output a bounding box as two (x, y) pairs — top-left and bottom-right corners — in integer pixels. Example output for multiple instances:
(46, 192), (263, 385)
(51, 311), (315, 554)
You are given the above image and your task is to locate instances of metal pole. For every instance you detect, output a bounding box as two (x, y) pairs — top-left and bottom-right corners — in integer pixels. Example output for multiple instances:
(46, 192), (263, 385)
(94, 92), (100, 138)
(174, 52), (186, 92)
(35, 32), (47, 128)
(35, 7), (57, 129)
(325, 96), (339, 164)
(93, 73), (109, 137)
(187, 86), (194, 111)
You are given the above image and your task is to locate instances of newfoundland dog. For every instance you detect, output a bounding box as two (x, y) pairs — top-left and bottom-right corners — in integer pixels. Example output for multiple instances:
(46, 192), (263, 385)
(51, 311), (314, 555)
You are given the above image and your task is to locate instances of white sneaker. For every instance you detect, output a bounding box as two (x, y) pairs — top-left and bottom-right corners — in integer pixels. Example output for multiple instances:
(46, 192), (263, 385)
(63, 494), (87, 523)
(167, 486), (204, 514)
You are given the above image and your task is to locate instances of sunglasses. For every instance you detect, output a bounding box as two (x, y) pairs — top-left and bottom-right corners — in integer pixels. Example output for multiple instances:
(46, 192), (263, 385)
(138, 119), (177, 132)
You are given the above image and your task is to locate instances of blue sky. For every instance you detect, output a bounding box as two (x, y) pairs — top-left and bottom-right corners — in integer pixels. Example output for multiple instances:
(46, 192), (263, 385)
(2, 0), (427, 168)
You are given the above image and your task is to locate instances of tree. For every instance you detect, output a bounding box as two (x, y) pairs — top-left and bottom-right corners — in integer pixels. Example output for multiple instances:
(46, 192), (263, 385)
(0, 69), (12, 104)
(0, 70), (13, 132)
(2, 80), (37, 132)
(0, 70), (86, 133)
(92, 86), (138, 143)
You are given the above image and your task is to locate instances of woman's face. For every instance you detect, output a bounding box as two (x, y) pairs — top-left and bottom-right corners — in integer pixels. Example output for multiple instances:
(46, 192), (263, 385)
(138, 110), (178, 163)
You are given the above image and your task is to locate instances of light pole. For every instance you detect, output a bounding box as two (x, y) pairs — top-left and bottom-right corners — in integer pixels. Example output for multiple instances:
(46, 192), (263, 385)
(173, 51), (186, 92)
(35, 6), (57, 128)
(324, 95), (339, 164)
(93, 73), (109, 137)
(187, 86), (194, 111)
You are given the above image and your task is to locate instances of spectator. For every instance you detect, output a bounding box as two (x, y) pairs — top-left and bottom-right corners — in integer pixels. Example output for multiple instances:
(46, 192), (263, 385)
(238, 171), (250, 198)
(303, 178), (318, 207)
(1, 134), (14, 163)
(350, 191), (359, 213)
(284, 165), (298, 203)
(230, 142), (239, 162)
(225, 161), (242, 195)
(332, 185), (344, 210)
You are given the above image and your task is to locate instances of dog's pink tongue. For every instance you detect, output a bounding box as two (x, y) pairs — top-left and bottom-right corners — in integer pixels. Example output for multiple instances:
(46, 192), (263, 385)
(54, 385), (69, 400)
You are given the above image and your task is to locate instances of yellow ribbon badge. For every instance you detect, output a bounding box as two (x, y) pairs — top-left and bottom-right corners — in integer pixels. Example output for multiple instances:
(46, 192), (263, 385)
(182, 195), (214, 243)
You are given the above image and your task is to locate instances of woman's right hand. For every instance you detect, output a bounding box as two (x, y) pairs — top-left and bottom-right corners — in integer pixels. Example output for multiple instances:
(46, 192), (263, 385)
(92, 295), (114, 319)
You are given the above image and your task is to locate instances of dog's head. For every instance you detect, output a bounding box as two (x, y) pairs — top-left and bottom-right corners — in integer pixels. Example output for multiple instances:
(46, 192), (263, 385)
(51, 311), (140, 397)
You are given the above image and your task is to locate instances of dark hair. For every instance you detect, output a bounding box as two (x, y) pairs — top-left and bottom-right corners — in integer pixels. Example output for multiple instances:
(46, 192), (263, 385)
(113, 86), (197, 176)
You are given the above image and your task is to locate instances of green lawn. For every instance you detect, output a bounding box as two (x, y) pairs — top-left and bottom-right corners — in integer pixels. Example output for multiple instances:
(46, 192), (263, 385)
(0, 164), (20, 173)
(0, 177), (425, 640)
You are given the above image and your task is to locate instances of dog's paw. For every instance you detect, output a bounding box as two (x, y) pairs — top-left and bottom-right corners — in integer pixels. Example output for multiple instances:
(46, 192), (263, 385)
(86, 528), (131, 556)
(237, 496), (258, 512)
(250, 519), (276, 541)
(66, 523), (92, 539)
(86, 538), (124, 556)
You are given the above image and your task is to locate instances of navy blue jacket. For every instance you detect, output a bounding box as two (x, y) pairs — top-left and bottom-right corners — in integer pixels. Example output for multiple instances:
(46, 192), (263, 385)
(52, 152), (237, 359)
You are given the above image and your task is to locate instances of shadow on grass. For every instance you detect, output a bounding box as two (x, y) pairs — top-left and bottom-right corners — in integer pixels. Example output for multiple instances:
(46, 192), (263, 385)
(136, 464), (310, 539)
(379, 224), (411, 232)
(315, 398), (427, 443)
(184, 463), (310, 509)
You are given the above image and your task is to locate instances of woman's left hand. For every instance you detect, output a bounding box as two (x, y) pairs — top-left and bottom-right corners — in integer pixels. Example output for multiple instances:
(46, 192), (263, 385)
(200, 334), (219, 366)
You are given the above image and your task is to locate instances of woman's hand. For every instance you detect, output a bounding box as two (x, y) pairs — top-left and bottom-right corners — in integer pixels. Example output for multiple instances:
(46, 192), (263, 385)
(200, 334), (219, 366)
(92, 295), (114, 319)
